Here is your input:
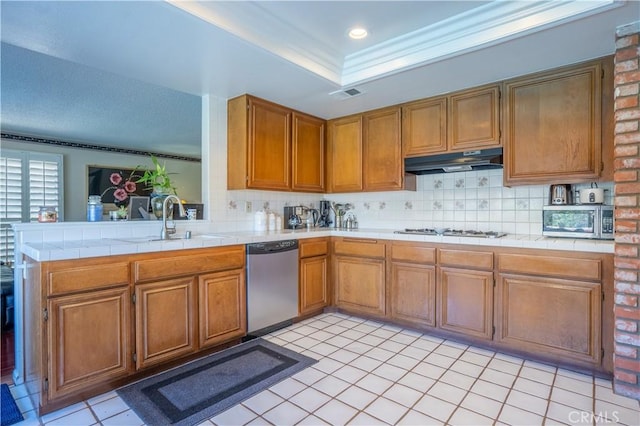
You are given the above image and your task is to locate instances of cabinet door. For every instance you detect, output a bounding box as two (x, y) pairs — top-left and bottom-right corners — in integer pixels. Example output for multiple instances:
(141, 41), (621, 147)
(402, 97), (447, 156)
(390, 262), (436, 328)
(292, 112), (325, 192)
(363, 107), (403, 191)
(504, 61), (602, 185)
(299, 255), (328, 315)
(248, 97), (292, 190)
(497, 274), (601, 365)
(438, 267), (493, 340)
(199, 269), (246, 349)
(135, 277), (197, 369)
(48, 287), (130, 400)
(327, 115), (363, 192)
(335, 256), (385, 316)
(449, 85), (501, 151)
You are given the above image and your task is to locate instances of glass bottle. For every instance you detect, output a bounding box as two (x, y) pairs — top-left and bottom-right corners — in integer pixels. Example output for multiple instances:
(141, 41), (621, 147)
(87, 195), (103, 222)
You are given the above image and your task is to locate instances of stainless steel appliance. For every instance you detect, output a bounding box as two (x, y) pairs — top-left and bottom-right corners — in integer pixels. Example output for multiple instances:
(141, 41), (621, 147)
(579, 182), (605, 204)
(283, 206), (304, 229)
(404, 148), (503, 175)
(246, 240), (299, 335)
(543, 205), (613, 239)
(307, 208), (319, 227)
(394, 228), (507, 238)
(318, 201), (332, 227)
(549, 184), (573, 205)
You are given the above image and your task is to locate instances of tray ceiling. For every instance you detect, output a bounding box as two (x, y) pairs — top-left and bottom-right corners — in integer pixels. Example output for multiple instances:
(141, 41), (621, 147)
(0, 0), (636, 157)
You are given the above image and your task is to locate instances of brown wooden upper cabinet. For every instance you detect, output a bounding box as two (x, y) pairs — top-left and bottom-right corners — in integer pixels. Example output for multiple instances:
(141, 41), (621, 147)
(503, 59), (605, 186)
(328, 106), (413, 193)
(402, 84), (501, 157)
(327, 114), (364, 192)
(227, 94), (325, 192)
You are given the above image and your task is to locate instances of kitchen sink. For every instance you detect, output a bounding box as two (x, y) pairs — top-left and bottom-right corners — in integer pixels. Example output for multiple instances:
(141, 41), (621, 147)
(107, 233), (233, 244)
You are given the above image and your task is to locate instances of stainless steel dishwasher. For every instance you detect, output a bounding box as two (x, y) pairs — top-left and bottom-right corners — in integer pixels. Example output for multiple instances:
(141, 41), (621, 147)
(246, 240), (299, 335)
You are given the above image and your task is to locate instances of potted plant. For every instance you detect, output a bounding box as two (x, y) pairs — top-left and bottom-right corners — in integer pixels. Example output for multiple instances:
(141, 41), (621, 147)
(135, 155), (178, 218)
(135, 155), (177, 195)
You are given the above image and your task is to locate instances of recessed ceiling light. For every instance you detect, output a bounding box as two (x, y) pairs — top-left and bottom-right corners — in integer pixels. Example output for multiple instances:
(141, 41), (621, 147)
(348, 27), (368, 40)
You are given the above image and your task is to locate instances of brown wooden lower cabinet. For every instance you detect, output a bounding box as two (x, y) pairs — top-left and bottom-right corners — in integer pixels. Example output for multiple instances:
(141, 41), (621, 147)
(389, 262), (436, 327)
(299, 238), (330, 315)
(25, 245), (247, 415)
(135, 277), (197, 370)
(47, 286), (130, 401)
(388, 241), (437, 328)
(25, 237), (613, 416)
(497, 274), (602, 365)
(436, 248), (495, 340)
(337, 240), (611, 373)
(198, 269), (246, 349)
(437, 267), (494, 340)
(496, 251), (607, 367)
(335, 255), (386, 316)
(299, 256), (328, 314)
(334, 238), (386, 316)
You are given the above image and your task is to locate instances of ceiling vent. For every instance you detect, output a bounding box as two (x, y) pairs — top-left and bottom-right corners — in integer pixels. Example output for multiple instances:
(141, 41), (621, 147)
(329, 87), (363, 100)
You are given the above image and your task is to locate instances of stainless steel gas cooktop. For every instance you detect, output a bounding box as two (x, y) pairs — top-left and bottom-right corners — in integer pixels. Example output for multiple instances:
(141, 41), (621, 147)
(394, 228), (507, 238)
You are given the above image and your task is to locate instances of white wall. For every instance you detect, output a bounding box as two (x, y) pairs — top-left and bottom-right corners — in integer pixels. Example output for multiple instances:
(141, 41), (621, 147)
(1, 139), (202, 221)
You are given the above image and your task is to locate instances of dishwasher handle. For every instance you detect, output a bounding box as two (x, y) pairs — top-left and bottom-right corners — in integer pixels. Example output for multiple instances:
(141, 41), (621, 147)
(247, 239), (299, 255)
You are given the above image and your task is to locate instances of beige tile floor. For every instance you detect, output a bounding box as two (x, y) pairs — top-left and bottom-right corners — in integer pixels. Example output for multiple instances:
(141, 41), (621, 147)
(8, 312), (640, 425)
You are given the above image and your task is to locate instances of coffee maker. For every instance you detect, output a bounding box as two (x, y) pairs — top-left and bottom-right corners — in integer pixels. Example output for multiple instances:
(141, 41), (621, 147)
(318, 201), (333, 228)
(283, 206), (304, 229)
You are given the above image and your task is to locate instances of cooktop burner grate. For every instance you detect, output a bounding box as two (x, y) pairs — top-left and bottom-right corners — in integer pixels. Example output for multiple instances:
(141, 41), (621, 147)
(394, 228), (507, 238)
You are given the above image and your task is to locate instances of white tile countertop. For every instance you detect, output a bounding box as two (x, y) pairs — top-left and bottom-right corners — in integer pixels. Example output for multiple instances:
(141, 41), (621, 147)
(14, 221), (614, 262)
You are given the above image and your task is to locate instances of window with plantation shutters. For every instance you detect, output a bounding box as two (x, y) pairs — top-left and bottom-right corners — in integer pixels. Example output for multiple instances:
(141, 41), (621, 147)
(0, 149), (64, 264)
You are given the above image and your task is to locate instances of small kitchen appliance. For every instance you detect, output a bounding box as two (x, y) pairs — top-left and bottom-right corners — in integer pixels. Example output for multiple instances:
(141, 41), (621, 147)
(549, 184), (573, 205)
(283, 206), (304, 229)
(306, 208), (319, 228)
(579, 182), (605, 204)
(542, 205), (613, 239)
(318, 201), (333, 228)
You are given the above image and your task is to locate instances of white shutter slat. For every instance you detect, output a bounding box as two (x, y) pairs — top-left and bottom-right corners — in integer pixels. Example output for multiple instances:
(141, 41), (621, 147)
(1, 149), (63, 263)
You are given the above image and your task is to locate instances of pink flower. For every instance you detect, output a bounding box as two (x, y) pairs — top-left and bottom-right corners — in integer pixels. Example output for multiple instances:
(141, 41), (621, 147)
(124, 181), (137, 193)
(109, 173), (123, 186)
(101, 170), (142, 203)
(113, 188), (128, 201)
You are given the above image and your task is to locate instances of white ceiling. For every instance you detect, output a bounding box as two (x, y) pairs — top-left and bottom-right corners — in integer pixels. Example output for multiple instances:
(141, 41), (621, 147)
(1, 0), (638, 158)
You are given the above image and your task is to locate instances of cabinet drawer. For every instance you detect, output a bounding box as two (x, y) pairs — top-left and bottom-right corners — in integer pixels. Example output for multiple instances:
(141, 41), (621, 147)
(134, 246), (245, 282)
(439, 249), (493, 270)
(334, 239), (385, 258)
(300, 238), (329, 258)
(48, 262), (130, 295)
(391, 243), (436, 264)
(498, 253), (601, 281)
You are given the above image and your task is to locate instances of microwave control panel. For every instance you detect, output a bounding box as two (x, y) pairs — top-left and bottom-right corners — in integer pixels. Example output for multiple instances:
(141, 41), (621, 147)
(601, 208), (614, 235)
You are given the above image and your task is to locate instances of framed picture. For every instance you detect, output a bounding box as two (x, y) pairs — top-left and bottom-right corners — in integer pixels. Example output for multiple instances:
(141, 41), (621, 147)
(87, 165), (152, 204)
(128, 196), (150, 220)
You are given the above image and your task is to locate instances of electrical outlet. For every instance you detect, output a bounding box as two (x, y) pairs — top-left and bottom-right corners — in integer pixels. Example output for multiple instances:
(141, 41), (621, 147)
(245, 201), (252, 213)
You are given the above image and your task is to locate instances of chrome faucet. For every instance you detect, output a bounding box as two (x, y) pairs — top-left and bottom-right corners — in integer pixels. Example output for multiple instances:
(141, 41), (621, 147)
(160, 195), (186, 240)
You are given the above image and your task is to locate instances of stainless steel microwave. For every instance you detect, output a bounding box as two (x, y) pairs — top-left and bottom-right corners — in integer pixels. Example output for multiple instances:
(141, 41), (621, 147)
(542, 205), (614, 240)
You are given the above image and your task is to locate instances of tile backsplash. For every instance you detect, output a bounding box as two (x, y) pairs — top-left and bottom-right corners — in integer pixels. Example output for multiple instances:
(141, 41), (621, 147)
(218, 169), (613, 235)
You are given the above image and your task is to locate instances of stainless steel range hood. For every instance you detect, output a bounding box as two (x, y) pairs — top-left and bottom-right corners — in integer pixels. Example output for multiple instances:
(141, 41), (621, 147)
(404, 148), (503, 175)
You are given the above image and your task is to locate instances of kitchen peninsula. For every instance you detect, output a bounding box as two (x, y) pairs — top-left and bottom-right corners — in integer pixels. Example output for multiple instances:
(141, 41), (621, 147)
(14, 221), (613, 415)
